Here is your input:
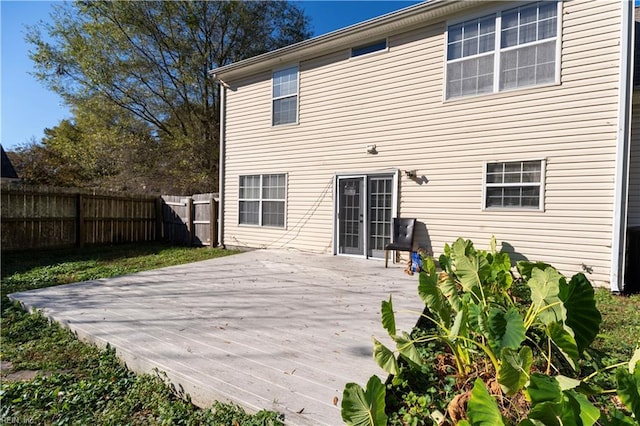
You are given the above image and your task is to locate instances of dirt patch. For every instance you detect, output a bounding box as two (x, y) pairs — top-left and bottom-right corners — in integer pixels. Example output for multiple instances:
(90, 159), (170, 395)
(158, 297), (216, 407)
(1, 360), (54, 382)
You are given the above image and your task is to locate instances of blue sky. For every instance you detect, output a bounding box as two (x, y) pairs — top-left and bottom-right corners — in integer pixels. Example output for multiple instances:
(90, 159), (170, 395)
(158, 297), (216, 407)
(0, 1), (419, 151)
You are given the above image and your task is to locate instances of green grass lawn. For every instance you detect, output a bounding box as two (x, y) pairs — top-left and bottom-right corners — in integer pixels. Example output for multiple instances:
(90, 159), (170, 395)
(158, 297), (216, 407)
(1, 243), (284, 425)
(593, 289), (640, 360)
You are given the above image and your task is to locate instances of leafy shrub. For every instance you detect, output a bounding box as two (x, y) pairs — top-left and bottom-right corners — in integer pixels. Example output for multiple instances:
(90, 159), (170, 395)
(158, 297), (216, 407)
(342, 237), (640, 425)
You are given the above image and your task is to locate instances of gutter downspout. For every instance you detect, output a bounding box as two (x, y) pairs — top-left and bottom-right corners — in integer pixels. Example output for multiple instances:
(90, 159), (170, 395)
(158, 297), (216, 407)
(611, 0), (634, 293)
(216, 77), (227, 249)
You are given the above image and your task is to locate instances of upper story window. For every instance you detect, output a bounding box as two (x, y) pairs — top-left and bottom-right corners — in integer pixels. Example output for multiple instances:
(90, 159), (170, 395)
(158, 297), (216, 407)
(272, 66), (298, 126)
(484, 160), (545, 210)
(351, 39), (387, 57)
(446, 1), (559, 100)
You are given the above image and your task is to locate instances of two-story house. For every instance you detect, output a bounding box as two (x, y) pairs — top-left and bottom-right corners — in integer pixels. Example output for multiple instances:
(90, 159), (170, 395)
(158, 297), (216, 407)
(211, 0), (638, 292)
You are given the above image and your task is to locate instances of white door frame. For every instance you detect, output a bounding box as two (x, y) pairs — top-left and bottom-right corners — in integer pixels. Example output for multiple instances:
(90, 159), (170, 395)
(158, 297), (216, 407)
(333, 170), (399, 258)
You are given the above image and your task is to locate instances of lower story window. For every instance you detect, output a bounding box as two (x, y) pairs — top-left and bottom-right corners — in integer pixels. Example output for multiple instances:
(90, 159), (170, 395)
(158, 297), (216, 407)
(239, 174), (286, 227)
(484, 160), (544, 209)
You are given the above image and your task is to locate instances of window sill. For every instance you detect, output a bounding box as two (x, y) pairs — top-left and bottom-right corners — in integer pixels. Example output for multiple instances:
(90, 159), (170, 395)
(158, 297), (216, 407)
(443, 80), (561, 104)
(272, 121), (299, 128)
(482, 207), (545, 213)
(238, 223), (287, 229)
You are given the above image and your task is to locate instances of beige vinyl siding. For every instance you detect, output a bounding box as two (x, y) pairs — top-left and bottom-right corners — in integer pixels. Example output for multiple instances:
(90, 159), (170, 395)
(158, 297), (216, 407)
(223, 0), (622, 286)
(630, 93), (640, 227)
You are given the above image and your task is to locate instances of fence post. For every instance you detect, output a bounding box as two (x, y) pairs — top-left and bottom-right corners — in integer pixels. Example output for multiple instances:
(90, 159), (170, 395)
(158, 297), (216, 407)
(76, 193), (85, 247)
(210, 196), (217, 248)
(186, 197), (193, 246)
(155, 197), (164, 242)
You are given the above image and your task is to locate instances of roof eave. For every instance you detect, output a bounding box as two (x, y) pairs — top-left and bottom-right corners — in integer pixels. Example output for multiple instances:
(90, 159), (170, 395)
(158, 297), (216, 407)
(210, 0), (480, 81)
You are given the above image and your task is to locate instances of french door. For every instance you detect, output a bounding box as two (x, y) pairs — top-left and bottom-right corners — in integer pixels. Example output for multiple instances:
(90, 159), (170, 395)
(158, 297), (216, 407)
(336, 173), (396, 258)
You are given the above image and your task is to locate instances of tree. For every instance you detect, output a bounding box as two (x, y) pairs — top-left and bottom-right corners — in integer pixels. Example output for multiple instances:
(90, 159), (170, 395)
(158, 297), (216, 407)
(27, 1), (311, 193)
(10, 99), (159, 191)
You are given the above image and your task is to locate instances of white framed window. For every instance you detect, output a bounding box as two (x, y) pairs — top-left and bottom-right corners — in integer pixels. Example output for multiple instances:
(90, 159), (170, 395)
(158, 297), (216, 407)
(351, 39), (388, 58)
(446, 1), (559, 100)
(272, 66), (298, 126)
(484, 160), (545, 210)
(239, 174), (286, 227)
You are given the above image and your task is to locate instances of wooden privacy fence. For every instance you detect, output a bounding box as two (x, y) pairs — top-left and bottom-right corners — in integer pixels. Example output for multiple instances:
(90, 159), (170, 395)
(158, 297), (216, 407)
(1, 183), (218, 251)
(161, 194), (218, 247)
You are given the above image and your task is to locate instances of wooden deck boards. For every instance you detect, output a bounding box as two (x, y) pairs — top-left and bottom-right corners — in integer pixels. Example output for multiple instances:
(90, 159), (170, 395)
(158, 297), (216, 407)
(10, 250), (422, 426)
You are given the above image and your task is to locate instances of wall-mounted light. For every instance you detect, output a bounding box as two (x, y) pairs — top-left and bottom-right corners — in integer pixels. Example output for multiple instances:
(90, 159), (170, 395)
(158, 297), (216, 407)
(404, 169), (417, 178)
(366, 144), (377, 154)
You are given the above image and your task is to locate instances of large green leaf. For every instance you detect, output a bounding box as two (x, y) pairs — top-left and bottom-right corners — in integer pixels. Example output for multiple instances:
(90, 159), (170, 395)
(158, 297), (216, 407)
(491, 269), (514, 296)
(564, 390), (600, 426)
(526, 375), (598, 426)
(527, 267), (566, 325)
(546, 322), (579, 370)
(487, 308), (506, 353)
(531, 390), (596, 426)
(601, 409), (637, 425)
(438, 243), (453, 273)
(498, 346), (533, 396)
(559, 273), (601, 355)
(394, 332), (423, 367)
(517, 261), (553, 281)
(450, 306), (469, 340)
(525, 375), (572, 426)
(455, 253), (490, 295)
(528, 401), (562, 426)
(381, 295), (396, 337)
(629, 347), (640, 374)
(439, 252), (452, 275)
(341, 376), (387, 426)
(616, 363), (640, 419)
(467, 379), (505, 426)
(418, 258), (451, 327)
(421, 255), (438, 283)
(488, 249), (513, 295)
(452, 237), (474, 259)
(373, 338), (398, 375)
(490, 251), (512, 272)
(527, 373), (562, 405)
(488, 307), (526, 354)
(439, 271), (462, 313)
(469, 302), (488, 337)
(554, 375), (581, 391)
(546, 322), (580, 370)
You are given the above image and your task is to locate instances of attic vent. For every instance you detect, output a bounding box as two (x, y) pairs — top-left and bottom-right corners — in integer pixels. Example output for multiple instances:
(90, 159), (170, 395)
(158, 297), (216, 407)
(351, 39), (387, 57)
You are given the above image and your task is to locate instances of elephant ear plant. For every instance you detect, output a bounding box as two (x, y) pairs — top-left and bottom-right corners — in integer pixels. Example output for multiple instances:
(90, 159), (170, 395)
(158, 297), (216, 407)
(342, 237), (638, 425)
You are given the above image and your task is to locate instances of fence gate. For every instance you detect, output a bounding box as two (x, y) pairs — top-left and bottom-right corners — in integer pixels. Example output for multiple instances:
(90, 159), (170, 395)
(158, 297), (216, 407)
(161, 193), (218, 247)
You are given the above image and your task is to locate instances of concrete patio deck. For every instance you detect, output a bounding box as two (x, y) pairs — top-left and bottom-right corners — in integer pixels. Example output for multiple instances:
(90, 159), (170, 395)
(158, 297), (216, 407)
(9, 249), (423, 426)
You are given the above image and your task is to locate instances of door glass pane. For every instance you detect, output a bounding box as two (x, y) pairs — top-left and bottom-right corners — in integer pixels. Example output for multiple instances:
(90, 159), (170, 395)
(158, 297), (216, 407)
(338, 178), (363, 255)
(368, 176), (393, 258)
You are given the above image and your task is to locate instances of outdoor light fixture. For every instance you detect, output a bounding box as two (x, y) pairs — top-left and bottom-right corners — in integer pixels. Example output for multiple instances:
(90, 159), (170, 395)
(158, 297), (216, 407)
(404, 169), (417, 178)
(366, 144), (377, 154)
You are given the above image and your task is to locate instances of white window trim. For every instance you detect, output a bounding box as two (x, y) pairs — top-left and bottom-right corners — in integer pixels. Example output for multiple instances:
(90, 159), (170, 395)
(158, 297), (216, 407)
(271, 65), (299, 127)
(238, 173), (288, 228)
(443, 1), (562, 102)
(349, 38), (389, 60)
(481, 159), (546, 212)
